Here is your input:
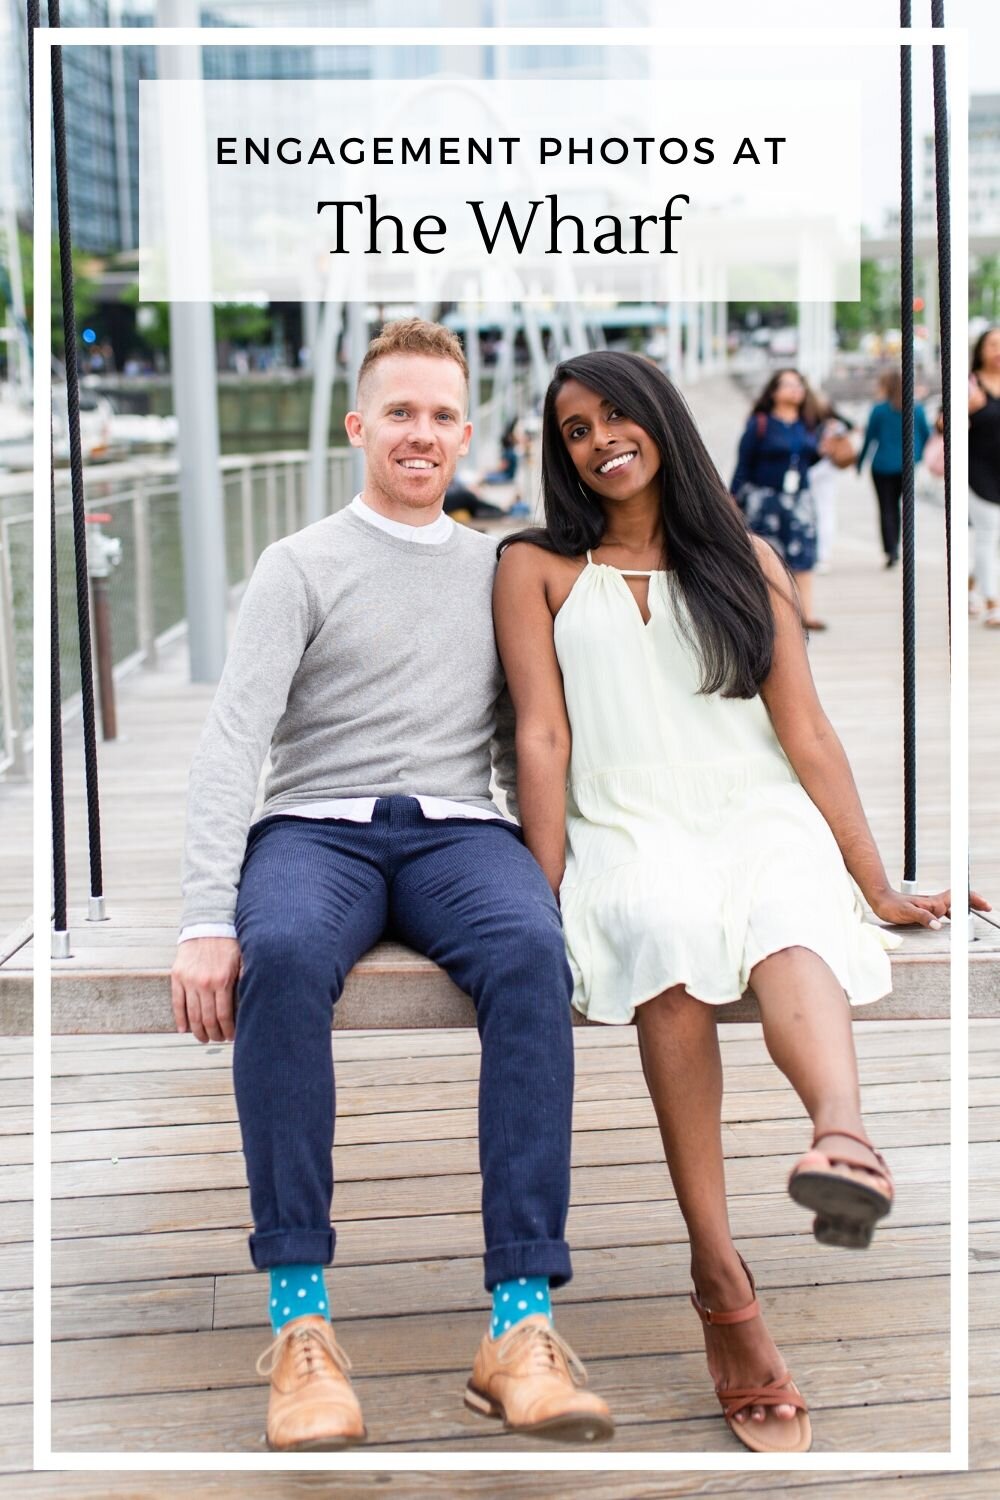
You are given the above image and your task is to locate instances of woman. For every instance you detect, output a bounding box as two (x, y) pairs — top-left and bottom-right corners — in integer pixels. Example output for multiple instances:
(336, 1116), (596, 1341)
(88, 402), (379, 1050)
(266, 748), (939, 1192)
(809, 393), (856, 574)
(493, 351), (971, 1455)
(968, 327), (1000, 625)
(856, 371), (930, 569)
(731, 368), (827, 629)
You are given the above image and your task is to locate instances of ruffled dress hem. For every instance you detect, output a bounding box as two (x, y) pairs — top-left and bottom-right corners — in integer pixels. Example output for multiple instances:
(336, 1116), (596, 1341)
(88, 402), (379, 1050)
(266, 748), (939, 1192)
(570, 934), (895, 1027)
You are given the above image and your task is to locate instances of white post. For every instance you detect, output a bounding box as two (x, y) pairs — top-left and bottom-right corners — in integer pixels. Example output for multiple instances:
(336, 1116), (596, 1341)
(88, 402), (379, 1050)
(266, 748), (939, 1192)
(0, 522), (26, 777)
(566, 301), (589, 359)
(302, 300), (319, 367)
(1, 195), (30, 394)
(157, 0), (227, 681)
(265, 463), (279, 546)
(822, 299), (837, 385)
(521, 299), (549, 405)
(132, 479), (156, 668)
(667, 279), (681, 382)
(108, 0), (134, 249)
(240, 461), (255, 579)
(922, 254), (938, 371)
(306, 293), (343, 523)
(714, 266), (728, 374)
(464, 291), (481, 471)
(683, 261), (700, 385)
(699, 288), (713, 377)
(347, 298), (368, 496)
(797, 299), (814, 383)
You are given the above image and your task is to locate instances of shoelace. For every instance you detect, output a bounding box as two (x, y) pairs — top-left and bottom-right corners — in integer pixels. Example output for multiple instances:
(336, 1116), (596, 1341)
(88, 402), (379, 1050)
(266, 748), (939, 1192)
(496, 1322), (588, 1387)
(255, 1322), (353, 1382)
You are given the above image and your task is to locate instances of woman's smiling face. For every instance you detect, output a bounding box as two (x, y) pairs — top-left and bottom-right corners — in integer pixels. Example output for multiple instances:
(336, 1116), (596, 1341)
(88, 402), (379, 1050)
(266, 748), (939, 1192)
(554, 378), (662, 504)
(773, 370), (805, 407)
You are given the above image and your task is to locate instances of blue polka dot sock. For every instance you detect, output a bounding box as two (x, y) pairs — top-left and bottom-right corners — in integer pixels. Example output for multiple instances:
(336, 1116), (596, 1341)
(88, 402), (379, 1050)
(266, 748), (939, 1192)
(268, 1264), (330, 1333)
(489, 1276), (552, 1339)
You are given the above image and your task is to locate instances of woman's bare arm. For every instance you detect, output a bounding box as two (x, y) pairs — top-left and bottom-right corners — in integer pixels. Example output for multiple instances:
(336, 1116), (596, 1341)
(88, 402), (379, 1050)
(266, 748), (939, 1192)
(752, 538), (950, 926)
(493, 543), (573, 898)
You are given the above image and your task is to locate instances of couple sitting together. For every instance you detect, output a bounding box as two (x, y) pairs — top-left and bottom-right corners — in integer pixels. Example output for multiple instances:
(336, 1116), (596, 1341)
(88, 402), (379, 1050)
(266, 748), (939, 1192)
(172, 319), (954, 1455)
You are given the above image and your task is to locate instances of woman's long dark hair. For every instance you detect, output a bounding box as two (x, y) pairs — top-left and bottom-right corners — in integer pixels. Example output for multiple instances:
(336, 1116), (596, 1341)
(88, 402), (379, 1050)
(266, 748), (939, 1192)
(879, 370), (904, 410)
(751, 366), (822, 429)
(499, 350), (778, 699)
(971, 327), (1000, 373)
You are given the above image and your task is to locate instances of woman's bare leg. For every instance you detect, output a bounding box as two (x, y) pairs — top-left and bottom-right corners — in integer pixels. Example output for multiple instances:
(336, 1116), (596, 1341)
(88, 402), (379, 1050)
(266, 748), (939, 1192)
(749, 946), (886, 1182)
(635, 986), (798, 1424)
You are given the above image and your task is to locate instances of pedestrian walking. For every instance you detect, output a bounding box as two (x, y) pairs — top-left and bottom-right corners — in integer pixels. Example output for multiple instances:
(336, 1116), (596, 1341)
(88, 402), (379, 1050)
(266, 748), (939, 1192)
(856, 371), (930, 569)
(809, 395), (856, 574)
(968, 327), (1000, 626)
(731, 369), (828, 630)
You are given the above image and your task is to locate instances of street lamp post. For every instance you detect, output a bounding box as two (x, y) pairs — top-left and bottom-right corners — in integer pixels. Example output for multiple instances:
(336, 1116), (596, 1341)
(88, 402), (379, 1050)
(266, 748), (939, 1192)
(156, 0), (227, 684)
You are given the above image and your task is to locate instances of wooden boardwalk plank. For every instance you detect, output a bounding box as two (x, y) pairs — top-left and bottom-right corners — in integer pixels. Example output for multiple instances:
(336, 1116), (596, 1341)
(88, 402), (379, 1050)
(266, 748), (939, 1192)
(5, 1023), (991, 1471)
(33, 1054), (957, 1133)
(41, 1178), (964, 1258)
(37, 1222), (954, 1307)
(47, 1278), (951, 1404)
(48, 1335), (949, 1453)
(33, 1082), (954, 1164)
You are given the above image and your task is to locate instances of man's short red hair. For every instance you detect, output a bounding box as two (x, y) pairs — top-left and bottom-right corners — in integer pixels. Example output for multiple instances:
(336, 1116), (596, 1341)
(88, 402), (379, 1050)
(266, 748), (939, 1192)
(357, 318), (469, 404)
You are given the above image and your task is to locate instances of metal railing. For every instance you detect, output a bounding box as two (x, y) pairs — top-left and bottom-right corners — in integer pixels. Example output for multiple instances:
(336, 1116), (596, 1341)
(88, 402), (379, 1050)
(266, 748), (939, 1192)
(0, 447), (356, 775)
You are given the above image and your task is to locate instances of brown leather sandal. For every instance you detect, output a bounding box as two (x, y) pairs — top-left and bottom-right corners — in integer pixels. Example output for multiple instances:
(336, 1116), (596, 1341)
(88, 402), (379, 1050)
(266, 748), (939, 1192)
(690, 1257), (811, 1454)
(788, 1128), (894, 1249)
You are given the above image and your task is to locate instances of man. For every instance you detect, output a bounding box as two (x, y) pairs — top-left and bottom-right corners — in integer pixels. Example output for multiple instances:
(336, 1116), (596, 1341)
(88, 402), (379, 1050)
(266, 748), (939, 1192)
(171, 319), (613, 1451)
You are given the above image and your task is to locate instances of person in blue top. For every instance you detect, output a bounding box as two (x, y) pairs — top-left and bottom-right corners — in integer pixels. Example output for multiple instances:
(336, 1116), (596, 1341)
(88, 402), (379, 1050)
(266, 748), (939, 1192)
(856, 370), (930, 569)
(731, 368), (832, 631)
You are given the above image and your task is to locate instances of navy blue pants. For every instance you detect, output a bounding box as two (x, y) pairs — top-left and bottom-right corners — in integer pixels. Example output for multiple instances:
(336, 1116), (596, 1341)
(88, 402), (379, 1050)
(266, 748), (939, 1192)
(232, 798), (575, 1289)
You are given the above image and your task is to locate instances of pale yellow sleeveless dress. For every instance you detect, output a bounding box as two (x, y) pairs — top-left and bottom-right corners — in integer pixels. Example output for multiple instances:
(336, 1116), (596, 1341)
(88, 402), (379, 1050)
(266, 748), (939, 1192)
(554, 553), (899, 1024)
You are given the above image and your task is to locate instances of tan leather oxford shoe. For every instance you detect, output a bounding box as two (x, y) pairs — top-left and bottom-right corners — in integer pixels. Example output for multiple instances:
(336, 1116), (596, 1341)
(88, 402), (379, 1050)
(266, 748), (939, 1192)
(255, 1315), (367, 1451)
(464, 1314), (614, 1443)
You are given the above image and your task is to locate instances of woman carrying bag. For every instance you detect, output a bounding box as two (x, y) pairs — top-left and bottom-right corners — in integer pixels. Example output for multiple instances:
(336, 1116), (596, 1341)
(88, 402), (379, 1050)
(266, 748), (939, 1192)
(731, 369), (829, 631)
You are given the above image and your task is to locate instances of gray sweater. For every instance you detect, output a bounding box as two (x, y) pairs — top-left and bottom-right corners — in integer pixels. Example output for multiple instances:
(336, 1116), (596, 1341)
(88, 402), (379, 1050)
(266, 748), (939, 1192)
(180, 506), (518, 929)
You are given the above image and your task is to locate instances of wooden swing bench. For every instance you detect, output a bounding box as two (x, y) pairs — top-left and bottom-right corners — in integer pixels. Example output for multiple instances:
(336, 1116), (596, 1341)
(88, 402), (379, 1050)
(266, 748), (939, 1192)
(0, 917), (971, 1034)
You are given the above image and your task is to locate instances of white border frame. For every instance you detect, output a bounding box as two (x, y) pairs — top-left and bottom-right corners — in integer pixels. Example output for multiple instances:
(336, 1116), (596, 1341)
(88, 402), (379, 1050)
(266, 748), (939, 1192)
(31, 23), (970, 1475)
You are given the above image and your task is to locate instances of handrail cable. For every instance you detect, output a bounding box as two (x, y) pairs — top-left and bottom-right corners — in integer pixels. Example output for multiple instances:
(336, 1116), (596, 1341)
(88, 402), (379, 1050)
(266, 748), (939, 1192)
(931, 0), (952, 644)
(27, 0), (70, 951)
(900, 0), (918, 891)
(930, 1), (968, 922)
(48, 0), (106, 922)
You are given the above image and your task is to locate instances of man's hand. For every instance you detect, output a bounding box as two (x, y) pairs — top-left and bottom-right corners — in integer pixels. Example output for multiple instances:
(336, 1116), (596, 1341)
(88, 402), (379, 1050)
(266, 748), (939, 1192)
(171, 937), (242, 1043)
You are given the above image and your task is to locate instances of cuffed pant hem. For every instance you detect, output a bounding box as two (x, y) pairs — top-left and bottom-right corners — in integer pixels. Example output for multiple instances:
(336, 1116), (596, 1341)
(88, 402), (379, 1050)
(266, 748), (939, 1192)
(249, 1227), (335, 1269)
(484, 1239), (572, 1292)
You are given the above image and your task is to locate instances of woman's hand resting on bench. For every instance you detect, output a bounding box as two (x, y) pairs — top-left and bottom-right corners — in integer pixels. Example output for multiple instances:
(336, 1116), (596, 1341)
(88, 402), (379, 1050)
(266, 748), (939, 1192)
(171, 937), (242, 1043)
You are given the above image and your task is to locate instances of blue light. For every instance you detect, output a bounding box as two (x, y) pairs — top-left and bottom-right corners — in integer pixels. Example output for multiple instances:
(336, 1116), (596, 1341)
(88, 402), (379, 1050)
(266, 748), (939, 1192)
(82, 328), (97, 344)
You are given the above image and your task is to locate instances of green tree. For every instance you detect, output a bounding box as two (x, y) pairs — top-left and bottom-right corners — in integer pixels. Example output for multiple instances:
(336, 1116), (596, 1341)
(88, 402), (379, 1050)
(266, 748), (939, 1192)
(970, 255), (1000, 324)
(1, 228), (100, 355)
(835, 260), (898, 349)
(120, 282), (274, 360)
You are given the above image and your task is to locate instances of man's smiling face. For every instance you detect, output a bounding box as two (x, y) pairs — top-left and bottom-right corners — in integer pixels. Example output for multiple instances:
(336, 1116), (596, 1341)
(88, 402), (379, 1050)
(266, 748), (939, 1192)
(346, 352), (472, 522)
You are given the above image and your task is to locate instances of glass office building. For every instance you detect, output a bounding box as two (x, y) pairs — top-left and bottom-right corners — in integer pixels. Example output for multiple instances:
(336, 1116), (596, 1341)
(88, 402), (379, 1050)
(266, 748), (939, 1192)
(3, 0), (651, 253)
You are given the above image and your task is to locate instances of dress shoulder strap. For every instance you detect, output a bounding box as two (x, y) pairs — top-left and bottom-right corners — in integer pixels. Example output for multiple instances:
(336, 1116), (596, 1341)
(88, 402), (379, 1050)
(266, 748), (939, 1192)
(586, 549), (594, 563)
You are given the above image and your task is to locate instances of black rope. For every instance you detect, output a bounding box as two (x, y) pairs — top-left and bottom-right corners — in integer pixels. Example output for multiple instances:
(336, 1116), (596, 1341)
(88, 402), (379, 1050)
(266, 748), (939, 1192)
(930, 0), (966, 915)
(49, 0), (104, 904)
(931, 0), (952, 643)
(28, 1), (68, 938)
(900, 0), (917, 887)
